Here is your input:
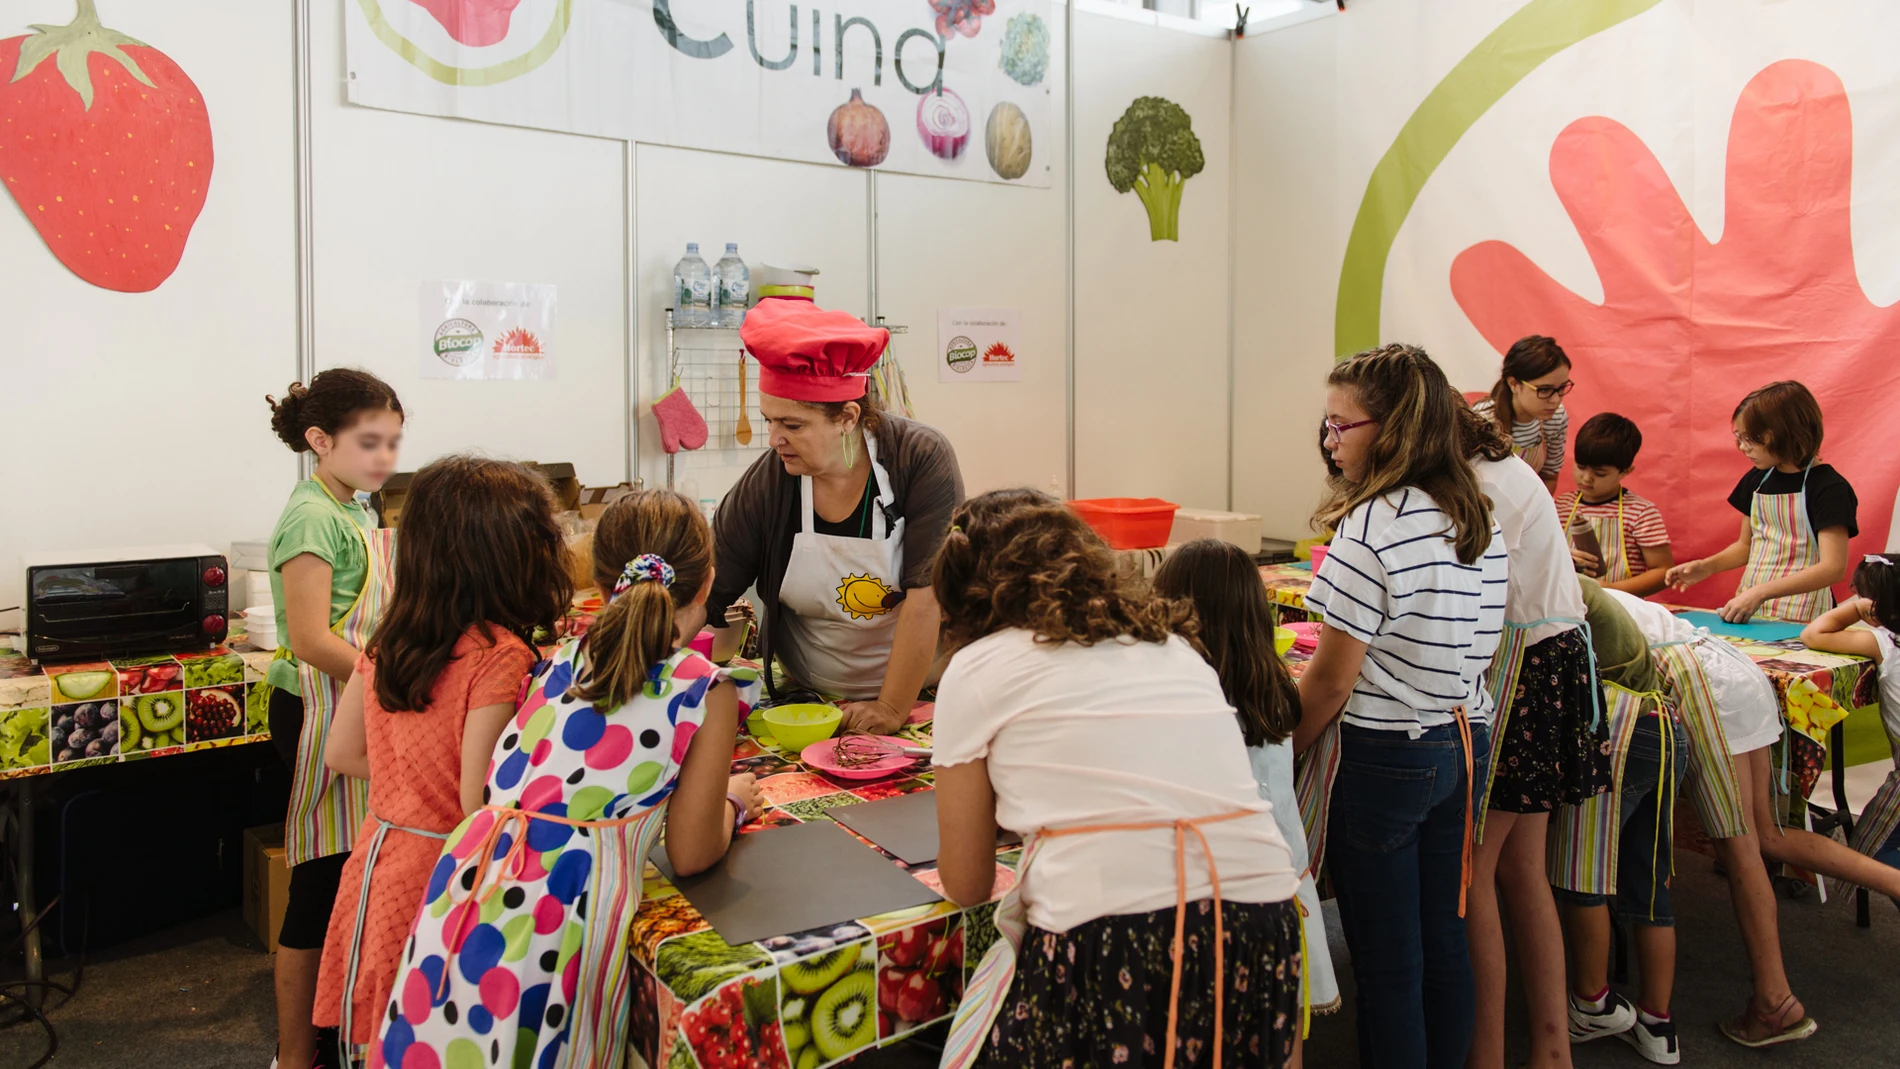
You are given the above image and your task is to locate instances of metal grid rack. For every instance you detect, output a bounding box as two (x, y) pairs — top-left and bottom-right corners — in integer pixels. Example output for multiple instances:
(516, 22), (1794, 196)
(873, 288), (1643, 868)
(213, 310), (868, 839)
(662, 308), (915, 491)
(665, 309), (766, 490)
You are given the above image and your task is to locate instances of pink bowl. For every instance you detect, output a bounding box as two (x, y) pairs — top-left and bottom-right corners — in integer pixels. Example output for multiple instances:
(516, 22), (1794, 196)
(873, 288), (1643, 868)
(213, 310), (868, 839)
(1309, 544), (1329, 573)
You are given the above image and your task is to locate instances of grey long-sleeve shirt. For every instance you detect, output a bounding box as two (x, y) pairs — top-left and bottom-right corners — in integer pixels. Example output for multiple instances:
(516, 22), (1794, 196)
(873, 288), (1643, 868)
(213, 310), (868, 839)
(709, 414), (964, 695)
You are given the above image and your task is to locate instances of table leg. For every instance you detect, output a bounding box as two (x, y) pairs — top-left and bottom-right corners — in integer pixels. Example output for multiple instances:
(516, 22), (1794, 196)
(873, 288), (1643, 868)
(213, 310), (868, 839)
(8, 781), (43, 1008)
(1824, 721), (1873, 929)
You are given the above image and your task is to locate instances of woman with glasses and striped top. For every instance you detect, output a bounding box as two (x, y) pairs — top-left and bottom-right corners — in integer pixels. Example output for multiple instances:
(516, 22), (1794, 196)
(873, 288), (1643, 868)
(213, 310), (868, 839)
(1472, 335), (1575, 494)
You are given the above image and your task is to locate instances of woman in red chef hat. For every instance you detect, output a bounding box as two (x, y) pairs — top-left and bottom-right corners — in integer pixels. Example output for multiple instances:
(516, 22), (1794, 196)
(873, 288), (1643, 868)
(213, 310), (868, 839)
(707, 298), (964, 733)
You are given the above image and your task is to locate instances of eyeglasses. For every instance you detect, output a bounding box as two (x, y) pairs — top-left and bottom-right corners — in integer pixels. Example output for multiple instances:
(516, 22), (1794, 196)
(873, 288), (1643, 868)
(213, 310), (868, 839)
(1732, 430), (1760, 446)
(1526, 380), (1576, 400)
(1323, 417), (1377, 442)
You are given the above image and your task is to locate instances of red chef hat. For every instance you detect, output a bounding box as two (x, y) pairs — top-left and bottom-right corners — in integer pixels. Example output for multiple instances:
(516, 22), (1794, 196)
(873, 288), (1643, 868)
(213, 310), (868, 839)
(740, 298), (889, 403)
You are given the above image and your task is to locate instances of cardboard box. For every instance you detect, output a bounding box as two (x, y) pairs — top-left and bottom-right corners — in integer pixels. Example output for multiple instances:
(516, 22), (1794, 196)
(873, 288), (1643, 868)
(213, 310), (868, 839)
(530, 462), (582, 512)
(243, 824), (290, 952)
(371, 472), (414, 529)
(578, 482), (635, 522)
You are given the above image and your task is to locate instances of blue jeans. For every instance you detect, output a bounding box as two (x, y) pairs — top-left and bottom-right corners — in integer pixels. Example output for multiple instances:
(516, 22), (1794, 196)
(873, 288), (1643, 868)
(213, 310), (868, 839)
(1328, 720), (1491, 1069)
(1875, 823), (1900, 870)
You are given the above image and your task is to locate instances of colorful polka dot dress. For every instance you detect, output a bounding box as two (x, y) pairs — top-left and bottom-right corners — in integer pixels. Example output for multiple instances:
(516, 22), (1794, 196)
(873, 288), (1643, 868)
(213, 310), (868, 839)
(373, 640), (757, 1069)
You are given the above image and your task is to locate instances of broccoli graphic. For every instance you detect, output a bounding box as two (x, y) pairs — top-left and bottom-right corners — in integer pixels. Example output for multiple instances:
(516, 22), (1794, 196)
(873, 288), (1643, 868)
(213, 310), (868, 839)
(1104, 96), (1205, 242)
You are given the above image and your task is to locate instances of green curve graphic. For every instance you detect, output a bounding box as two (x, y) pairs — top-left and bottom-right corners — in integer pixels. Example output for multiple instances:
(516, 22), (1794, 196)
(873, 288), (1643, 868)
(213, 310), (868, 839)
(358, 0), (573, 87)
(1332, 0), (1665, 359)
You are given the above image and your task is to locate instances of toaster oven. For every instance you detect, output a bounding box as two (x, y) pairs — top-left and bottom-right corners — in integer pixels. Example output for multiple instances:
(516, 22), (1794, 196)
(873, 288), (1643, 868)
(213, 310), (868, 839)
(24, 544), (230, 664)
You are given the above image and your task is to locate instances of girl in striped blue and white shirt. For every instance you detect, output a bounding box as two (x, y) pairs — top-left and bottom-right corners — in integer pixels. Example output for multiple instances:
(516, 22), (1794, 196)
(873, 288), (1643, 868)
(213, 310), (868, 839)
(1472, 334), (1573, 493)
(1296, 343), (1509, 1069)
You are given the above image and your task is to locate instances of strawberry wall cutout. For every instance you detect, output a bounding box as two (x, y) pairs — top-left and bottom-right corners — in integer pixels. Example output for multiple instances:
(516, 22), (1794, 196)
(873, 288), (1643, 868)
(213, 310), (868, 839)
(0, 1), (213, 293)
(1452, 61), (1900, 607)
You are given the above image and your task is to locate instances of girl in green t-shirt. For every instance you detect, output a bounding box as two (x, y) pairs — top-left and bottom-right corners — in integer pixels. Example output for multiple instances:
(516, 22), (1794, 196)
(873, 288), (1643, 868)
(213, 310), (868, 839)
(263, 368), (403, 1069)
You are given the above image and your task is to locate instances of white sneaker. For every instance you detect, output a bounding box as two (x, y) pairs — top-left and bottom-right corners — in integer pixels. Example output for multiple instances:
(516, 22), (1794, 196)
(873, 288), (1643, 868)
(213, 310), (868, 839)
(1568, 991), (1637, 1043)
(1620, 1015), (1681, 1065)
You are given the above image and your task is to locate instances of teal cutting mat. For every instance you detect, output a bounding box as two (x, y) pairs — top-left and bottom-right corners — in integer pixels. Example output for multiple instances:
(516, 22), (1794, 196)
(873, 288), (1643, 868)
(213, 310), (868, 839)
(1674, 611), (1806, 642)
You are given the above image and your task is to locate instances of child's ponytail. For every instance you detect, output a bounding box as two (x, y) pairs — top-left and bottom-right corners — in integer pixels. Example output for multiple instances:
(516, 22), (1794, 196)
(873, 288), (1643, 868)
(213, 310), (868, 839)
(577, 557), (681, 707)
(572, 492), (713, 708)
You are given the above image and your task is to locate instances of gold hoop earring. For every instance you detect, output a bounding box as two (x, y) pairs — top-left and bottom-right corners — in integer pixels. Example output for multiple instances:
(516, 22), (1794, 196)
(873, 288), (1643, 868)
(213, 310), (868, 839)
(841, 426), (860, 468)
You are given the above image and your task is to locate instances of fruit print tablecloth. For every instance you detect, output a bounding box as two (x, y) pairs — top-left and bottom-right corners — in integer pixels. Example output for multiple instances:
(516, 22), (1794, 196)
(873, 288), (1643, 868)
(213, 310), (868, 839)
(0, 626), (275, 780)
(1259, 564), (1884, 796)
(627, 706), (1014, 1069)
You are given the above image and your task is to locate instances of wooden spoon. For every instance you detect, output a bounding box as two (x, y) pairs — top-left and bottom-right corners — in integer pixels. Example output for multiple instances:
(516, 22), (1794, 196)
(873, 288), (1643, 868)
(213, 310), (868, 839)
(735, 354), (754, 445)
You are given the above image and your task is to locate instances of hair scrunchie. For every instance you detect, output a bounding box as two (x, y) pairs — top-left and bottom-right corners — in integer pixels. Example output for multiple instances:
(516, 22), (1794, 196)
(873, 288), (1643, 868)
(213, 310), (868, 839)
(613, 554), (675, 599)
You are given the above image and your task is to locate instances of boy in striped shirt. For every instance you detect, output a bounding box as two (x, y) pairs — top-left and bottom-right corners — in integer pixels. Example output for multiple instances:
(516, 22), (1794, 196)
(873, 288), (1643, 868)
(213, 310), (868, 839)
(1558, 413), (1674, 598)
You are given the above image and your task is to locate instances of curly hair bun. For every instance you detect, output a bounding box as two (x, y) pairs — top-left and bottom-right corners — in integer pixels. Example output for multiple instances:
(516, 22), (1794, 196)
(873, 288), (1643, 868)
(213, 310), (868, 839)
(263, 368), (404, 454)
(265, 383), (313, 452)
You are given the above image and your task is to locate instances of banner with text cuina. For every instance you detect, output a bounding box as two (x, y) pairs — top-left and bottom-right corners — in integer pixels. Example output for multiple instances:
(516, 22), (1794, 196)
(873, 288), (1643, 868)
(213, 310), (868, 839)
(344, 0), (1054, 187)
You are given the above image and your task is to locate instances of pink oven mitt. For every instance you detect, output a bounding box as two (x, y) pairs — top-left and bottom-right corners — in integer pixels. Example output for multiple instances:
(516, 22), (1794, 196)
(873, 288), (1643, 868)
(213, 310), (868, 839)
(652, 386), (708, 453)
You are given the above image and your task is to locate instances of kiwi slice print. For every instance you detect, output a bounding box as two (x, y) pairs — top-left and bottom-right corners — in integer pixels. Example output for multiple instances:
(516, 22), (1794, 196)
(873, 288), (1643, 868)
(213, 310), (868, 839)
(811, 967), (876, 1060)
(120, 704), (143, 751)
(134, 693), (184, 734)
(781, 943), (858, 996)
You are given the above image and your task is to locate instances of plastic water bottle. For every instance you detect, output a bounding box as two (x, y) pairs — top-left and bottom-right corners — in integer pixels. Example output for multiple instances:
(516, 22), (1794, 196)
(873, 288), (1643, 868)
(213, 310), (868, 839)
(713, 243), (750, 328)
(673, 243), (713, 328)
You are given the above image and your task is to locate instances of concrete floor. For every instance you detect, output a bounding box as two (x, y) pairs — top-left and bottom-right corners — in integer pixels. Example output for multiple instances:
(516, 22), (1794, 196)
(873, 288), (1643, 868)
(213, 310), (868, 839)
(0, 850), (1893, 1068)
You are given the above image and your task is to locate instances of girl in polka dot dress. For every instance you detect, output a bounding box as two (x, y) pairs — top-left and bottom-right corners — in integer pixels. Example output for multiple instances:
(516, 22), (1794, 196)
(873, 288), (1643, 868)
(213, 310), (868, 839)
(374, 490), (765, 1069)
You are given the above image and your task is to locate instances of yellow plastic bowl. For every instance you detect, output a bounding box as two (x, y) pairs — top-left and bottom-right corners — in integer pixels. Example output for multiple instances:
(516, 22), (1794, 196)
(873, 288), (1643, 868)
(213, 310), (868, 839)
(761, 703), (842, 750)
(746, 706), (770, 738)
(1274, 627), (1296, 657)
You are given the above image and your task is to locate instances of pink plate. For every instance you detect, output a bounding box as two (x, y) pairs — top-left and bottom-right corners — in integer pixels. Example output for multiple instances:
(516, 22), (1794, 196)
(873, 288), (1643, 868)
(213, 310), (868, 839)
(1287, 621), (1322, 653)
(802, 736), (923, 780)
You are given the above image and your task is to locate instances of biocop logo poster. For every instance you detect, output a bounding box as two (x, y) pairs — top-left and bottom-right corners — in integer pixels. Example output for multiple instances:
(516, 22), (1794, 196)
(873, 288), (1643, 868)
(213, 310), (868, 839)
(937, 307), (1021, 383)
(419, 280), (558, 381)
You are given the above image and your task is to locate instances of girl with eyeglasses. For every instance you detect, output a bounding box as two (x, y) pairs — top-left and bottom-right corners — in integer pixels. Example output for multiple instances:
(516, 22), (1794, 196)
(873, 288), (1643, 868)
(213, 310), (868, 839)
(1298, 344), (1509, 1068)
(1472, 335), (1575, 493)
(1665, 381), (1857, 623)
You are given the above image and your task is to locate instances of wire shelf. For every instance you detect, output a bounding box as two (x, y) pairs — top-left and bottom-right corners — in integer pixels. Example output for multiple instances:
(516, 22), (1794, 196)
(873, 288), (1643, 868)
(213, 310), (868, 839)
(667, 313), (766, 454)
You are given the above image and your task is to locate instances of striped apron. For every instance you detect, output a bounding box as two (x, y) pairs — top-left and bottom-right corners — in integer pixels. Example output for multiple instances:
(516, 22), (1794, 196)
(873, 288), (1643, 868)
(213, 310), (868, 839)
(1739, 464), (1834, 623)
(1476, 617), (1597, 842)
(1546, 683), (1656, 897)
(1563, 492), (1633, 584)
(1650, 640), (1748, 839)
(940, 811), (1262, 1069)
(1840, 732), (1900, 896)
(335, 815), (449, 1063)
(285, 485), (390, 866)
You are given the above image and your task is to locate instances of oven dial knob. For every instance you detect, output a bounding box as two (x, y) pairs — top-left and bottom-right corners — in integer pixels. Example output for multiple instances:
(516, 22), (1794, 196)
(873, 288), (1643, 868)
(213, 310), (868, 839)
(203, 566), (227, 587)
(202, 614), (226, 634)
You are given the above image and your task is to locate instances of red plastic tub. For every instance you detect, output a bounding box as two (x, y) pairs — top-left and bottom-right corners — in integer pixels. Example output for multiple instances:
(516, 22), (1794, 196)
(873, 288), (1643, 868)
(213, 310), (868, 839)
(1068, 498), (1181, 550)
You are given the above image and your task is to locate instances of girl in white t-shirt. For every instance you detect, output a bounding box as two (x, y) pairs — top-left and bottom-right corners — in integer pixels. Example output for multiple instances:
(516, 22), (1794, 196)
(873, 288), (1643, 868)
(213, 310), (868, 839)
(1458, 406), (1608, 1069)
(1798, 557), (1900, 897)
(1154, 538), (1341, 1016)
(1297, 344), (1508, 1069)
(931, 489), (1303, 1069)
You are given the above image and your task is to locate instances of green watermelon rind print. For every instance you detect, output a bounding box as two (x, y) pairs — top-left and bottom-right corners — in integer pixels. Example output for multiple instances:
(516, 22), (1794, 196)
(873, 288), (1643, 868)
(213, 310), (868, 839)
(1332, 0), (1666, 359)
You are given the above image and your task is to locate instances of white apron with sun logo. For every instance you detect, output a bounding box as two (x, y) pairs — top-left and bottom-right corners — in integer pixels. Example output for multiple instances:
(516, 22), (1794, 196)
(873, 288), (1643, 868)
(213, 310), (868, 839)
(777, 432), (906, 700)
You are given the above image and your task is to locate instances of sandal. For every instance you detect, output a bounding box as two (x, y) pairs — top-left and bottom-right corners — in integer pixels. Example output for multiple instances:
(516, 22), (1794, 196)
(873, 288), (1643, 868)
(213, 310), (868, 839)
(1719, 994), (1817, 1048)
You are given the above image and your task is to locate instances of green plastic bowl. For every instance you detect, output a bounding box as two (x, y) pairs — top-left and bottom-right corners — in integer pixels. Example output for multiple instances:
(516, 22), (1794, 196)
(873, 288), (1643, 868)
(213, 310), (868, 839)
(1274, 626), (1296, 657)
(761, 703), (843, 750)
(746, 706), (770, 738)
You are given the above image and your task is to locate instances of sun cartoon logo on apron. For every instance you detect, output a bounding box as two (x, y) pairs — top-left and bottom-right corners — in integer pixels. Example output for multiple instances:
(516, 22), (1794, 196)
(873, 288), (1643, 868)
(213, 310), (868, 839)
(836, 573), (897, 620)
